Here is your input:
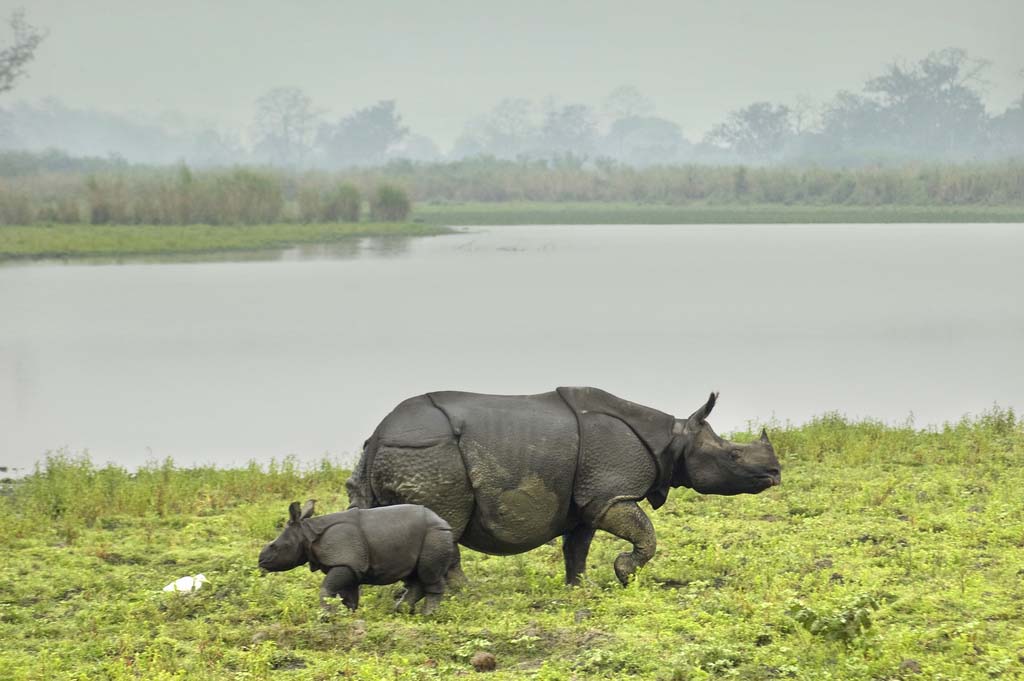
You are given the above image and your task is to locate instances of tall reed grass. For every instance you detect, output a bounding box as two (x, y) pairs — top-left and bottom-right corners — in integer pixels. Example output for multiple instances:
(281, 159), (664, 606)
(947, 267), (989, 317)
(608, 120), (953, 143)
(1, 154), (1021, 226)
(3, 406), (1018, 543)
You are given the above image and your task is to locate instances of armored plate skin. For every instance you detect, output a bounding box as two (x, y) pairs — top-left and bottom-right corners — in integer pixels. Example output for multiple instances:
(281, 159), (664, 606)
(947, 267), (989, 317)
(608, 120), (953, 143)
(346, 387), (781, 585)
(302, 505), (452, 585)
(349, 387), (678, 553)
(258, 502), (456, 613)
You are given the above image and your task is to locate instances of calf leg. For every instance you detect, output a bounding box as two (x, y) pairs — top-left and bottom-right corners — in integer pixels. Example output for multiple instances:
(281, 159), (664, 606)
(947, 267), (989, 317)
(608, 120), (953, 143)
(562, 524), (597, 586)
(414, 529), (453, 614)
(595, 501), (656, 587)
(320, 566), (360, 611)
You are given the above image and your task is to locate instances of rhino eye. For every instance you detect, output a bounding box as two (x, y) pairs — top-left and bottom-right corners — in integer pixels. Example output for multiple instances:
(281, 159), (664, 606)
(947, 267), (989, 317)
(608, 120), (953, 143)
(729, 450), (742, 460)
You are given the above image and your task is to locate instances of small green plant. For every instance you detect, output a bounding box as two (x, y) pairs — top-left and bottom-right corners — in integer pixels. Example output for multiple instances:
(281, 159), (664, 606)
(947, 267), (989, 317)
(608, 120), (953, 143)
(788, 593), (883, 643)
(370, 183), (411, 221)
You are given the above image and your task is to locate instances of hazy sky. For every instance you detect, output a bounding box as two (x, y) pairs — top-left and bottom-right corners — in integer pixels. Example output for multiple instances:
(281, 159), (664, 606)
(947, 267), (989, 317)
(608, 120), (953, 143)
(3, 0), (1022, 146)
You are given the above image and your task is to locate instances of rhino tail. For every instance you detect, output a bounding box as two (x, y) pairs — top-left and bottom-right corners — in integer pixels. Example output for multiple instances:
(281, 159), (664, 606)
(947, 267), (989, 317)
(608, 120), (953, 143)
(345, 436), (378, 509)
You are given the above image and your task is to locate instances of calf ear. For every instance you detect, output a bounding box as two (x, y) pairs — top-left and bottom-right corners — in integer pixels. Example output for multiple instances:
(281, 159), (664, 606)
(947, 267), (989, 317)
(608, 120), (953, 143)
(288, 501), (302, 524)
(760, 428), (770, 445)
(300, 499), (316, 519)
(688, 392), (718, 424)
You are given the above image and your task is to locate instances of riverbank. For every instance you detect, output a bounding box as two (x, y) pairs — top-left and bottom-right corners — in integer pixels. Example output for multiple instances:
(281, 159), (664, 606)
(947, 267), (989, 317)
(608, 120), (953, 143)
(4, 203), (1022, 261)
(2, 410), (1021, 679)
(414, 201), (1024, 225)
(0, 222), (452, 261)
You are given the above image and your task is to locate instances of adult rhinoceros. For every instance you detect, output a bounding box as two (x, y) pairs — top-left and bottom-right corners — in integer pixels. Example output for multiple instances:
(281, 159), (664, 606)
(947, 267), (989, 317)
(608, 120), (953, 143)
(345, 388), (780, 586)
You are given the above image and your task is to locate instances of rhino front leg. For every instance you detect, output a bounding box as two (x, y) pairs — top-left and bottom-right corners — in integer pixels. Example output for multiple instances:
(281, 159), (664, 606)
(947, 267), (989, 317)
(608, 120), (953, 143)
(395, 580), (424, 613)
(320, 566), (360, 611)
(595, 501), (656, 587)
(562, 524), (597, 586)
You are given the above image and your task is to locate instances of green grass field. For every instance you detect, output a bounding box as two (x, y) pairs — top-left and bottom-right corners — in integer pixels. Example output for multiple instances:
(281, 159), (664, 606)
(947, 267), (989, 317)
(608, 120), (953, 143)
(2, 410), (1022, 679)
(413, 202), (1024, 225)
(2, 203), (1022, 260)
(0, 222), (451, 261)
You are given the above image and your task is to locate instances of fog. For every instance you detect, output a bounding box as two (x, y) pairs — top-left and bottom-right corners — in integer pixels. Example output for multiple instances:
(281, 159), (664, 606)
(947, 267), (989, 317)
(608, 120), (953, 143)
(1, 0), (1022, 166)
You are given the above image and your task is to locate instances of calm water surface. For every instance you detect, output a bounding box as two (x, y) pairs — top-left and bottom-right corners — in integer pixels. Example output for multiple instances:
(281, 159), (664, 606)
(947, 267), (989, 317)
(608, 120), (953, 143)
(2, 224), (1022, 471)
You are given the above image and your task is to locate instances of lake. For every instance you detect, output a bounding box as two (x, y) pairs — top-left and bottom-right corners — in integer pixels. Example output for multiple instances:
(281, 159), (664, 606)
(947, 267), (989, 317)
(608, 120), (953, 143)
(1, 224), (1022, 472)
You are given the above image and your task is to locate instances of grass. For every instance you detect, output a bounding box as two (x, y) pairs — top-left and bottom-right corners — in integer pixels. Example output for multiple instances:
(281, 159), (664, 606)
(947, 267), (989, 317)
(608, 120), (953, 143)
(2, 408), (1022, 679)
(413, 201), (1024, 225)
(0, 222), (452, 261)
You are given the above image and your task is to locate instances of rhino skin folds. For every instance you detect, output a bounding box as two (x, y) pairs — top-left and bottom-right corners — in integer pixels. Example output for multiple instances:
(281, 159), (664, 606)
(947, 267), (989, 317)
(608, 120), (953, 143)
(345, 387), (781, 586)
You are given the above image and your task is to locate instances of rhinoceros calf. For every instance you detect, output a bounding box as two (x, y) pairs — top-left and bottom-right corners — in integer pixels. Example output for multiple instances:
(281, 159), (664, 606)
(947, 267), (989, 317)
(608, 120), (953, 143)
(346, 387), (781, 586)
(258, 500), (455, 614)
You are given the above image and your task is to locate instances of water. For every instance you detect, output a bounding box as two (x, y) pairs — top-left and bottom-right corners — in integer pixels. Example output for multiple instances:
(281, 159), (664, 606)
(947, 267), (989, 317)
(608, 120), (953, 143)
(2, 224), (1022, 472)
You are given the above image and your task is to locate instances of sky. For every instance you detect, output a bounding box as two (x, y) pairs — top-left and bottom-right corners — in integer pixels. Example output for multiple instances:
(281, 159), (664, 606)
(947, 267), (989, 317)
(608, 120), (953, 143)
(3, 0), (1022, 147)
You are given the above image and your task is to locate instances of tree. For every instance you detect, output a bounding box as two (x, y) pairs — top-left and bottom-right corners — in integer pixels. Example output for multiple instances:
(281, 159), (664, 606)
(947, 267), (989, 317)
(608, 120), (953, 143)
(319, 100), (408, 167)
(705, 102), (794, 162)
(387, 134), (441, 163)
(252, 87), (319, 167)
(1, 9), (46, 96)
(452, 98), (538, 159)
(602, 85), (655, 121)
(540, 103), (597, 157)
(602, 116), (688, 165)
(817, 48), (990, 161)
(864, 48), (988, 157)
(989, 94), (1024, 158)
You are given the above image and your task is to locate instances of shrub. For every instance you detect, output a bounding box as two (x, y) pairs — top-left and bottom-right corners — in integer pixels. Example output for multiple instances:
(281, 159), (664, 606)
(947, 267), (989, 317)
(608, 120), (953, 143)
(198, 169), (284, 225)
(86, 176), (131, 225)
(370, 183), (411, 221)
(0, 187), (34, 225)
(322, 183), (361, 222)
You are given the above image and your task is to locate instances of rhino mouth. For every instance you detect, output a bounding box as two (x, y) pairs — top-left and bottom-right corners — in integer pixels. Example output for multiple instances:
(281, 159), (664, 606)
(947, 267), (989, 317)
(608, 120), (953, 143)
(756, 473), (781, 488)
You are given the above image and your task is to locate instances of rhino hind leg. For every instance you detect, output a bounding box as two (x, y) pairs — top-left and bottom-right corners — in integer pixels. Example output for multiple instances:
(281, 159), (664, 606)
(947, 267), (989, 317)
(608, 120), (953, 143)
(417, 528), (456, 591)
(562, 524), (597, 586)
(595, 501), (656, 587)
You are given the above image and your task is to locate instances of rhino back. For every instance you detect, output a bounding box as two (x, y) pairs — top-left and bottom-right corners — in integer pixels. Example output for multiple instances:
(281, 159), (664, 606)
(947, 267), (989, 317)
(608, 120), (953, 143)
(375, 394), (452, 447)
(430, 391), (578, 553)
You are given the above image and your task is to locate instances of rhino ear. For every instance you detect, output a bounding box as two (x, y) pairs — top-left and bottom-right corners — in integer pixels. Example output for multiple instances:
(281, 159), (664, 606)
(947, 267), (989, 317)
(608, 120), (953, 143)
(300, 499), (316, 520)
(688, 392), (718, 424)
(288, 501), (301, 524)
(760, 427), (770, 445)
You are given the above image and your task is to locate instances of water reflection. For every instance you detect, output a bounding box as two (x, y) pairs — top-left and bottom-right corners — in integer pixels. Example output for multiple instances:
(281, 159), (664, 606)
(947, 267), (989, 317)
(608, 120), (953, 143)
(0, 234), (422, 268)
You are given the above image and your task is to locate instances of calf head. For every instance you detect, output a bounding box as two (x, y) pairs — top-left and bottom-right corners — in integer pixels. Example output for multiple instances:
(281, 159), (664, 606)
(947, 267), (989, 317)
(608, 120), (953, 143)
(671, 393), (781, 495)
(258, 500), (316, 572)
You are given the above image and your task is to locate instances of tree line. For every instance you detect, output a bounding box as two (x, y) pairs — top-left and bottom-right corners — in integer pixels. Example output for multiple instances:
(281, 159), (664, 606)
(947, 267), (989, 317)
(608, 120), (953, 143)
(1, 5), (1021, 170)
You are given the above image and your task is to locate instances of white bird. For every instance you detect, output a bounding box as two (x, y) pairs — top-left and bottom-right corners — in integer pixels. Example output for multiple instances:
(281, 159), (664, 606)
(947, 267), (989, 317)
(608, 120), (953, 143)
(162, 573), (209, 592)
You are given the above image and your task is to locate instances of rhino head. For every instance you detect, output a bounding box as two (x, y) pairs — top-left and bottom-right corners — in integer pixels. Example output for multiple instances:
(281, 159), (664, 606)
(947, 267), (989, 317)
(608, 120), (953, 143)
(258, 500), (316, 572)
(670, 393), (781, 495)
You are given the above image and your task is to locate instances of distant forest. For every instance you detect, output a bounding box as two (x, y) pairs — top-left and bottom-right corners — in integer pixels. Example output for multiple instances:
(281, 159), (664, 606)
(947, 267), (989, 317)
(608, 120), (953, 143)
(1, 47), (1022, 169)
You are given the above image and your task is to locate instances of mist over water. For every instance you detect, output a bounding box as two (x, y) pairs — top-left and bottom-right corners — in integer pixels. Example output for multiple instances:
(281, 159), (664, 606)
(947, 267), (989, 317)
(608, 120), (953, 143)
(2, 224), (1021, 472)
